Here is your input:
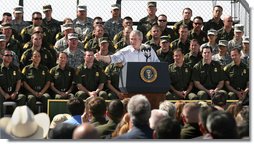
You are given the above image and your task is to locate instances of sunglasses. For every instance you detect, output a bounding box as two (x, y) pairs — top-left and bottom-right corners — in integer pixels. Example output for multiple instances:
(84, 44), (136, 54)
(4, 54), (13, 57)
(95, 22), (103, 24)
(33, 17), (42, 20)
(194, 23), (202, 25)
(158, 20), (167, 22)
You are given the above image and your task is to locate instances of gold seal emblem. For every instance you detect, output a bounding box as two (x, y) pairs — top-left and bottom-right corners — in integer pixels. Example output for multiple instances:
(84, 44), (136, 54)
(140, 65), (158, 83)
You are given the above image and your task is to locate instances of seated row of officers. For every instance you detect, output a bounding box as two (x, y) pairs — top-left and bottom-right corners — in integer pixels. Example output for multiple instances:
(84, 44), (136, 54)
(0, 35), (249, 117)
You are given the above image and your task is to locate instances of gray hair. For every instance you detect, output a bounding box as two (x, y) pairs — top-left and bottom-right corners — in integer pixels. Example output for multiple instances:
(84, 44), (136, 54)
(149, 109), (169, 130)
(130, 30), (143, 42)
(127, 94), (151, 125)
(159, 100), (176, 118)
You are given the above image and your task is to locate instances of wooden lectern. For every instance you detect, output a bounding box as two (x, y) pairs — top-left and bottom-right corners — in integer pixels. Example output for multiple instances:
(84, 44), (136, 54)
(119, 62), (170, 109)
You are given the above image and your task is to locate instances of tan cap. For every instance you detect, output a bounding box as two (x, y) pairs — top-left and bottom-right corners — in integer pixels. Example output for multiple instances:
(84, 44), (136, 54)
(218, 40), (228, 47)
(147, 1), (157, 7)
(43, 4), (52, 12)
(77, 5), (87, 11)
(207, 29), (217, 36)
(242, 36), (249, 44)
(68, 33), (78, 40)
(62, 23), (74, 31)
(111, 4), (120, 10)
(160, 36), (170, 43)
(0, 34), (6, 42)
(234, 24), (244, 32)
(14, 6), (23, 13)
(99, 37), (109, 44)
(1, 23), (12, 29)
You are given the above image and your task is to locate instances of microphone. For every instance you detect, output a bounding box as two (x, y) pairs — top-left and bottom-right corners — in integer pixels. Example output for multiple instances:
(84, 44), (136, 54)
(141, 44), (151, 62)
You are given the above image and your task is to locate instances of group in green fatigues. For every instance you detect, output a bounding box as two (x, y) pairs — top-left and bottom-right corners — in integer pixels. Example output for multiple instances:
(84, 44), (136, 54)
(0, 50), (26, 117)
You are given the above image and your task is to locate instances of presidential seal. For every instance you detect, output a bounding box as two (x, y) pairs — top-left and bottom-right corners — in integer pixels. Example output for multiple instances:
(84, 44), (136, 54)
(140, 65), (158, 83)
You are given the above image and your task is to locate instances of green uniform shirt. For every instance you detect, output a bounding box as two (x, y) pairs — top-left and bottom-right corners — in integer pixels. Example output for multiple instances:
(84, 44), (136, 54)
(22, 64), (50, 92)
(156, 48), (174, 64)
(188, 30), (208, 45)
(137, 16), (158, 41)
(20, 48), (54, 69)
(217, 27), (234, 42)
(50, 65), (75, 92)
(192, 60), (225, 89)
(169, 63), (192, 91)
(114, 39), (129, 51)
(104, 64), (122, 91)
(6, 38), (22, 59)
(224, 61), (249, 90)
(173, 20), (193, 37)
(75, 64), (106, 91)
(203, 18), (224, 33)
(0, 63), (21, 93)
(184, 52), (202, 67)
(171, 39), (190, 55)
(145, 39), (160, 51)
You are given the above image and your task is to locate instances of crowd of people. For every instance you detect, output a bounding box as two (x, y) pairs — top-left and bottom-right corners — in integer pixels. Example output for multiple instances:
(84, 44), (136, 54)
(0, 1), (250, 139)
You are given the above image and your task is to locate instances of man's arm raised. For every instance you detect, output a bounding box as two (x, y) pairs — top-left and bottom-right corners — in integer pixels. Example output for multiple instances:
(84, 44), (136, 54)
(94, 52), (111, 64)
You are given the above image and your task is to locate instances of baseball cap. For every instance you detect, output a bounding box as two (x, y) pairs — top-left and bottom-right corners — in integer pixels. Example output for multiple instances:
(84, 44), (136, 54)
(234, 24), (244, 32)
(160, 36), (170, 43)
(111, 4), (120, 10)
(242, 37), (249, 44)
(147, 1), (157, 7)
(99, 37), (109, 44)
(43, 4), (52, 12)
(0, 34), (6, 42)
(68, 33), (78, 40)
(218, 40), (228, 47)
(13, 6), (23, 13)
(77, 5), (87, 11)
(62, 23), (74, 31)
(207, 29), (217, 36)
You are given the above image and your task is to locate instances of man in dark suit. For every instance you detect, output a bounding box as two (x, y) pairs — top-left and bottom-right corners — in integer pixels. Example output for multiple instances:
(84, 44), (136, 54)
(115, 94), (153, 139)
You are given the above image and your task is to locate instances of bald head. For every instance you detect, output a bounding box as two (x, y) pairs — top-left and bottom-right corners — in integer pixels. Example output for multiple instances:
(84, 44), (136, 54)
(72, 123), (99, 139)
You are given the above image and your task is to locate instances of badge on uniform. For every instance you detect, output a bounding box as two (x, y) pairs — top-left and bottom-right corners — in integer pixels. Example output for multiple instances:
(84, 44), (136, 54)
(68, 72), (71, 76)
(185, 68), (188, 73)
(42, 71), (45, 75)
(96, 72), (99, 77)
(13, 71), (16, 76)
(243, 69), (246, 74)
(45, 54), (47, 59)
(214, 68), (217, 72)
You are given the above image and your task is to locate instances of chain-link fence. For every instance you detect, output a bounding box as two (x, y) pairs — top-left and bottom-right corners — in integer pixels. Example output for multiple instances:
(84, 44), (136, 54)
(1, 0), (250, 35)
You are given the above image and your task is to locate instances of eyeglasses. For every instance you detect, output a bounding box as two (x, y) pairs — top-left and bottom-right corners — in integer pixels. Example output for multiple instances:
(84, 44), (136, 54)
(95, 22), (103, 24)
(33, 17), (42, 20)
(4, 54), (13, 57)
(158, 20), (167, 22)
(194, 23), (202, 25)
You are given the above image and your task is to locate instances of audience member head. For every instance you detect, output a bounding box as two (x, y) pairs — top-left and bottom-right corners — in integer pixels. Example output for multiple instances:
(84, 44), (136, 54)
(198, 104), (218, 135)
(48, 123), (77, 139)
(121, 98), (130, 114)
(72, 123), (99, 139)
(0, 105), (50, 139)
(49, 113), (71, 129)
(67, 97), (85, 116)
(211, 91), (227, 108)
(159, 100), (176, 118)
(226, 102), (242, 118)
(127, 94), (151, 126)
(175, 100), (186, 124)
(153, 116), (181, 139)
(149, 109), (169, 130)
(88, 97), (107, 118)
(111, 113), (131, 138)
(235, 106), (249, 138)
(206, 111), (239, 139)
(107, 99), (124, 122)
(182, 102), (200, 124)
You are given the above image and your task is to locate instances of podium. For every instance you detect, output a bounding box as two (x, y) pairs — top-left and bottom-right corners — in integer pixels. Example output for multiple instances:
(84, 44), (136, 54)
(119, 62), (170, 109)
